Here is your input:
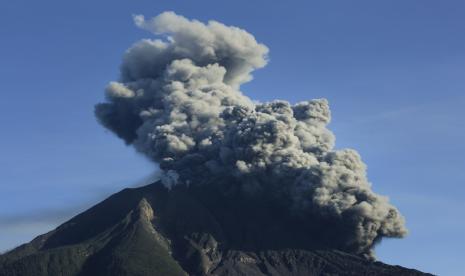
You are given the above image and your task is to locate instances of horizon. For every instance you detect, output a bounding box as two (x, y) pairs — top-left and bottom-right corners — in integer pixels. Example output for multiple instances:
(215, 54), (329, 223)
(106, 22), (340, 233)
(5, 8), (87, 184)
(1, 1), (464, 275)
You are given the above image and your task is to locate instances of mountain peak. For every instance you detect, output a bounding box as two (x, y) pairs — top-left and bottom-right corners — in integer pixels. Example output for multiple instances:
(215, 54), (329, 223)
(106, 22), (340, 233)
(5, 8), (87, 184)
(0, 182), (431, 276)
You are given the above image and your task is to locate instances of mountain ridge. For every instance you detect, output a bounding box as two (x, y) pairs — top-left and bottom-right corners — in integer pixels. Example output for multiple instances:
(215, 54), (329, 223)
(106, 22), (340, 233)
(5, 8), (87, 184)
(0, 182), (432, 276)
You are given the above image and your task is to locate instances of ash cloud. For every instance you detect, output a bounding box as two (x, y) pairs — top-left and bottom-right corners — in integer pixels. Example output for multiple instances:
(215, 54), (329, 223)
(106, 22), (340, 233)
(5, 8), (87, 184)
(95, 11), (407, 258)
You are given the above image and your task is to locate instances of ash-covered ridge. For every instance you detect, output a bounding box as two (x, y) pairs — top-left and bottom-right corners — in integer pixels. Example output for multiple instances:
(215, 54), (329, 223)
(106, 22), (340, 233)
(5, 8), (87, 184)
(95, 12), (406, 258)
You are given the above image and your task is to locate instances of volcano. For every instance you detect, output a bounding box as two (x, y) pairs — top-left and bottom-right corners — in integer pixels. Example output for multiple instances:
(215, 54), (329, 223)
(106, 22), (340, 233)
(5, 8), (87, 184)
(0, 182), (431, 276)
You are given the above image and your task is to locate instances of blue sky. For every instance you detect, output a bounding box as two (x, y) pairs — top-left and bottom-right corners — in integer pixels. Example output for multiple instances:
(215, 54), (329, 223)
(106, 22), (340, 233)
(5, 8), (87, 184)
(1, 0), (464, 275)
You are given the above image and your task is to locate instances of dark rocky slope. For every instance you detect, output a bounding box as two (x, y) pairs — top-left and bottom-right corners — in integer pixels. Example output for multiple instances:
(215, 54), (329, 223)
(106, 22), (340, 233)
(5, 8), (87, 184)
(0, 182), (432, 276)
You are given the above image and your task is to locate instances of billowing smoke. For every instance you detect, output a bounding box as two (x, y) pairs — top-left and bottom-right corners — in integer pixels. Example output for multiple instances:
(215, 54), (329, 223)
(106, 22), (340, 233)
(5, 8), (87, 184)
(95, 12), (407, 258)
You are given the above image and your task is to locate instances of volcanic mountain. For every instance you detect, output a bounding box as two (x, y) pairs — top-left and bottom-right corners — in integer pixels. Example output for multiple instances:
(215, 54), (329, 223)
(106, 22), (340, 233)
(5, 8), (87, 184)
(0, 181), (431, 276)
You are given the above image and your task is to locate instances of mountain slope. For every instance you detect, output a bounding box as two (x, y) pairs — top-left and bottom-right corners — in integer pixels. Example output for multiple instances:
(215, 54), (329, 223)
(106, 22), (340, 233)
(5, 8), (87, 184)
(0, 182), (431, 276)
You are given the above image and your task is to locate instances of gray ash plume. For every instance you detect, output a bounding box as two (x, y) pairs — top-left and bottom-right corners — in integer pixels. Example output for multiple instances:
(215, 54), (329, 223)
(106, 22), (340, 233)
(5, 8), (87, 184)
(95, 11), (407, 258)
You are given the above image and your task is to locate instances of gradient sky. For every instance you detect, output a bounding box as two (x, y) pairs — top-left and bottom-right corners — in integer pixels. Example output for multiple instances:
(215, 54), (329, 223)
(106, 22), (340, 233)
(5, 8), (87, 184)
(1, 1), (464, 275)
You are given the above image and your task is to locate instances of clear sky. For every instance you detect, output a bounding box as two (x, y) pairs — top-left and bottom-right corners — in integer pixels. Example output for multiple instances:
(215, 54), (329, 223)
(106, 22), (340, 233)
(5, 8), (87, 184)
(1, 1), (464, 275)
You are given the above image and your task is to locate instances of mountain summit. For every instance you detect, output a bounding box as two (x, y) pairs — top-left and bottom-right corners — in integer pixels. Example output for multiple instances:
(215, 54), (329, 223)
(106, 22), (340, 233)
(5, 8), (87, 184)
(0, 182), (431, 276)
